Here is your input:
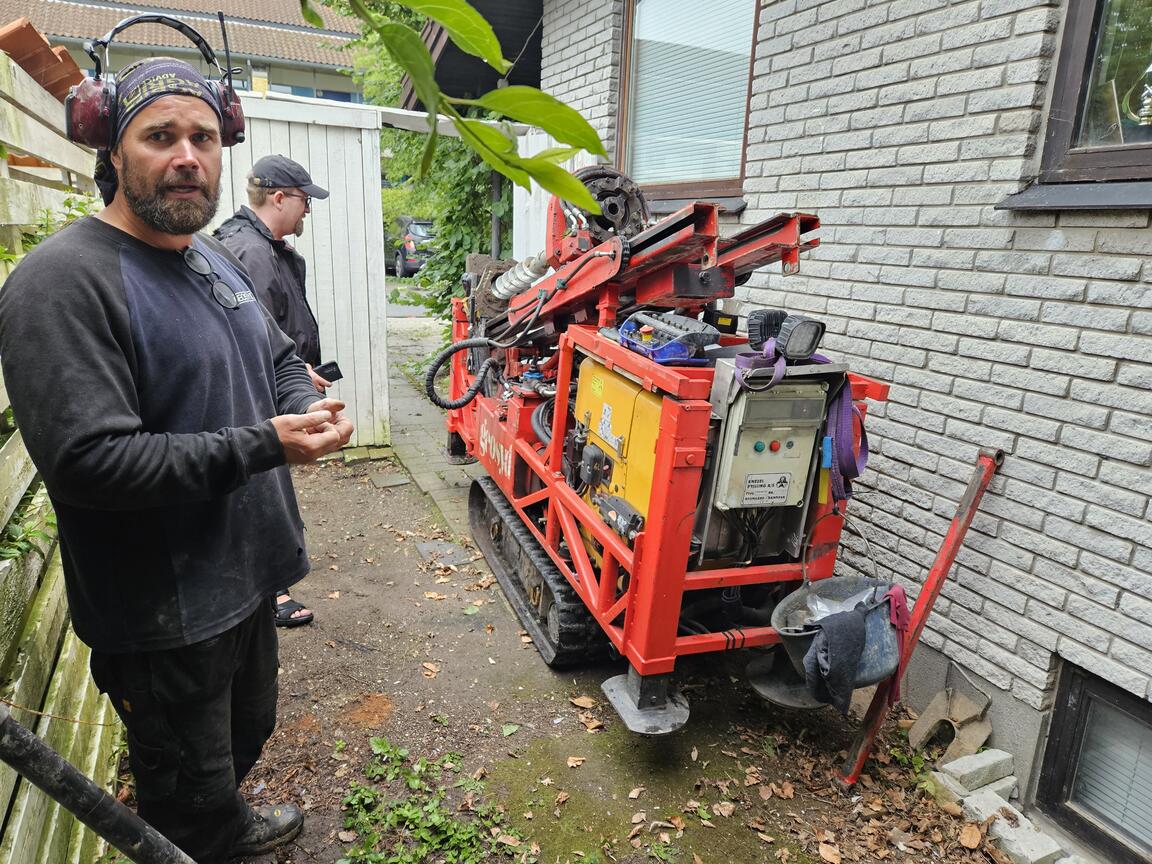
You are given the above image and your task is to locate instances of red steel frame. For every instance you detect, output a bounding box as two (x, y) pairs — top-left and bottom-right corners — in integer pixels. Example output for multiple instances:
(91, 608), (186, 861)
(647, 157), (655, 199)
(447, 306), (890, 678)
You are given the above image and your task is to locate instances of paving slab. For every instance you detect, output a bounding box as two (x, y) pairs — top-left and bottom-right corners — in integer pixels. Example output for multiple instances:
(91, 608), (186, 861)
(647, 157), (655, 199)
(369, 472), (410, 490)
(962, 790), (1064, 864)
(414, 539), (473, 566)
(942, 748), (1014, 790)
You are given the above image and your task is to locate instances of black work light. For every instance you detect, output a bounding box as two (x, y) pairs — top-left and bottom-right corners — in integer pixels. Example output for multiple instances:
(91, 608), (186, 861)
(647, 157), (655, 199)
(775, 314), (825, 360)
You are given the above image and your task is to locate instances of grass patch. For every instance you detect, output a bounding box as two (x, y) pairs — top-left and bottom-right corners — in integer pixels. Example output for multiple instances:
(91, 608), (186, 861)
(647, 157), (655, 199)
(337, 736), (537, 864)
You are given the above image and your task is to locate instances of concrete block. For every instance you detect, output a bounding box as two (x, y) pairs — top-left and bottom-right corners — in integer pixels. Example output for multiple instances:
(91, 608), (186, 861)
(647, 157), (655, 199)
(942, 749), (1015, 789)
(928, 770), (968, 804)
(974, 775), (1018, 801)
(962, 790), (1064, 864)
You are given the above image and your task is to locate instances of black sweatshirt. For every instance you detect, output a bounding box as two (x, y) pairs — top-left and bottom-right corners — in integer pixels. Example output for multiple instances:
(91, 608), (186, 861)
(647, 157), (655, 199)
(0, 217), (320, 653)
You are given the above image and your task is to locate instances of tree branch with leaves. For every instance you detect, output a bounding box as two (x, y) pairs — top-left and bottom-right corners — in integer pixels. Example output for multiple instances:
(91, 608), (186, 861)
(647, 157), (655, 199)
(300, 0), (605, 213)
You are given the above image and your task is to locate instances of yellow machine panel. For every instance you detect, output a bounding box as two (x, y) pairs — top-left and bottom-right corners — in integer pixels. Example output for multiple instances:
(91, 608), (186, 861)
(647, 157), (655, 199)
(573, 356), (663, 518)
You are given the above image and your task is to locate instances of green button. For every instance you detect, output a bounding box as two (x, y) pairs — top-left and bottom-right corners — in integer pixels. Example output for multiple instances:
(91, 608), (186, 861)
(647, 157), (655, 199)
(753, 440), (766, 452)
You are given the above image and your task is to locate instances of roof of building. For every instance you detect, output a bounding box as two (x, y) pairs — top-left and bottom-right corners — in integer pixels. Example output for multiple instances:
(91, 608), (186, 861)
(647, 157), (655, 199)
(0, 1), (360, 68)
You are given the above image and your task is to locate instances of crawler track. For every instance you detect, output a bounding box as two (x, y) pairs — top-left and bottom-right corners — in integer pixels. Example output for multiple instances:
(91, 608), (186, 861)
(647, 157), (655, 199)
(469, 477), (608, 667)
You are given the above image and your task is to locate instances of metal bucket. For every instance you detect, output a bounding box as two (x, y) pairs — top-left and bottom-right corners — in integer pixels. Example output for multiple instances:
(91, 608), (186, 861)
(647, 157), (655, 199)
(770, 575), (900, 688)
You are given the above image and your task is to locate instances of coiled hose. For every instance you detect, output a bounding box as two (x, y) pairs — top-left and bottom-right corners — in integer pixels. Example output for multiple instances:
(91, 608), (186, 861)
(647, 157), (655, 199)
(424, 338), (500, 410)
(531, 398), (554, 446)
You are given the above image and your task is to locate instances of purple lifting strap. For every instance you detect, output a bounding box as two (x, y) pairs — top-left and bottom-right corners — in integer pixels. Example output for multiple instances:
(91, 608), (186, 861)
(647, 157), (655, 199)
(730, 340), (868, 502)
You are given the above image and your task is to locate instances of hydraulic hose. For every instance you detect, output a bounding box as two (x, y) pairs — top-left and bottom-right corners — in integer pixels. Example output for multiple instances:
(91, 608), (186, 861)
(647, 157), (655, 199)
(531, 398), (554, 447)
(424, 338), (500, 410)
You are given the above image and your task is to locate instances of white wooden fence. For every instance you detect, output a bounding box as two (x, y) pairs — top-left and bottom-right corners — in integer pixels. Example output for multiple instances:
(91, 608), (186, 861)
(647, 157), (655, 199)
(219, 93), (389, 447)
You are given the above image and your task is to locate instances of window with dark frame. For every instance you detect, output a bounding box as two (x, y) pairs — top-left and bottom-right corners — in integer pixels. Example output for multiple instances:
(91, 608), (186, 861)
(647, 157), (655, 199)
(1041, 0), (1152, 184)
(618, 0), (757, 202)
(1037, 664), (1152, 864)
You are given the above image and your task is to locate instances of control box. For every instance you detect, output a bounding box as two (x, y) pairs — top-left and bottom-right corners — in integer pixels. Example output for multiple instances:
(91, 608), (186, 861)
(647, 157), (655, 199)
(713, 382), (828, 509)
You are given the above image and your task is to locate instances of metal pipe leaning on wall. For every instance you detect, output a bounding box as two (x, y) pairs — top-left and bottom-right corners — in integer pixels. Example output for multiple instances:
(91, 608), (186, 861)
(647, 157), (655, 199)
(0, 705), (195, 864)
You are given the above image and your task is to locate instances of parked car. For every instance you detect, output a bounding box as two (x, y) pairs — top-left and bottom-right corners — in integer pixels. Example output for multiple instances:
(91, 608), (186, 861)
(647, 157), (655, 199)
(386, 216), (436, 278)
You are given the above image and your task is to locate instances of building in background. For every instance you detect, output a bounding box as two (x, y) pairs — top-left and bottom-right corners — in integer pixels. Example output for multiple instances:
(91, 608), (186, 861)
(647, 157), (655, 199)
(518, 1), (1152, 862)
(0, 0), (363, 102)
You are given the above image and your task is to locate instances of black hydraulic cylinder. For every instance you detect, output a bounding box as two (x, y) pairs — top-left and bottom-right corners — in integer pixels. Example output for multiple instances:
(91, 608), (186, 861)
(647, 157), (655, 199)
(0, 705), (194, 864)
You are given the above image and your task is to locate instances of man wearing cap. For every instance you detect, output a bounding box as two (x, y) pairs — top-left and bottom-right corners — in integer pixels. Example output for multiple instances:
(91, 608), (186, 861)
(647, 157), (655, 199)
(0, 57), (352, 863)
(216, 155), (330, 628)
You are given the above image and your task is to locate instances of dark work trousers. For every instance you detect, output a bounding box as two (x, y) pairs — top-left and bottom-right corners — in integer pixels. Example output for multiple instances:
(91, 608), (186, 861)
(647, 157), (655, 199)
(90, 601), (279, 864)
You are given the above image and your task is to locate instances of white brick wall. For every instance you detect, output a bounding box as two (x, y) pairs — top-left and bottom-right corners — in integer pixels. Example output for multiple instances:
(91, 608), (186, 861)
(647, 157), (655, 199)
(743, 0), (1152, 710)
(538, 0), (1152, 714)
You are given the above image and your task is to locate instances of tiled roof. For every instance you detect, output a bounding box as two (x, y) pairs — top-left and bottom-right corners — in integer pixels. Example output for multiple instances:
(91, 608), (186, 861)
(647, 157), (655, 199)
(0, 1), (359, 67)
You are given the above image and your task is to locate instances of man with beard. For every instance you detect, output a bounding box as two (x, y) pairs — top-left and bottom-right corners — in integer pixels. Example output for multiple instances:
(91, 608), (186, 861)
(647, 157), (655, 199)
(216, 155), (331, 628)
(0, 57), (352, 863)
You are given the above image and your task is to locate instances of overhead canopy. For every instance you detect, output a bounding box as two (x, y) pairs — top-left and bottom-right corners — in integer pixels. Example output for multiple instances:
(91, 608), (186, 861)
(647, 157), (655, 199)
(400, 0), (542, 111)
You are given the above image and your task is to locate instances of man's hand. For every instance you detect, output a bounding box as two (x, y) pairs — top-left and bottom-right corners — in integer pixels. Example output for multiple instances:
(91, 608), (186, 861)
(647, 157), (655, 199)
(272, 405), (352, 463)
(305, 363), (331, 392)
(304, 397), (354, 445)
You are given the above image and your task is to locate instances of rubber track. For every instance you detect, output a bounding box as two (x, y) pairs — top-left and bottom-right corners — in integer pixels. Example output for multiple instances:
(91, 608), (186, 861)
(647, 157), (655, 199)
(470, 477), (608, 668)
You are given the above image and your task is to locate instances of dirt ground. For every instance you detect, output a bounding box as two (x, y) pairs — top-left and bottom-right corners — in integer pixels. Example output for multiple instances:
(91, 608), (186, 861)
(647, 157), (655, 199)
(232, 458), (1009, 864)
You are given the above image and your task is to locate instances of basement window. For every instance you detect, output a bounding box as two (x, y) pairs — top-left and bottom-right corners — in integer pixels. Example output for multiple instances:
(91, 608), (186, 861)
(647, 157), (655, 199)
(1037, 664), (1152, 864)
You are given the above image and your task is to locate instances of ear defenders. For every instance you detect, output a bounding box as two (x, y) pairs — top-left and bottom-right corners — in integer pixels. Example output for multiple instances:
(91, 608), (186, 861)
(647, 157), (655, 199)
(65, 13), (246, 149)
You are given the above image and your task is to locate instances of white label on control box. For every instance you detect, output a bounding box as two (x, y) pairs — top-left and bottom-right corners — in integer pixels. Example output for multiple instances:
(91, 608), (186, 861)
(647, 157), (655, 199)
(743, 473), (791, 506)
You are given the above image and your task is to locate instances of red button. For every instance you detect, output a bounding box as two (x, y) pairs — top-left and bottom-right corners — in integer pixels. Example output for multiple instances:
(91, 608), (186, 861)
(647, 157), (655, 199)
(770, 440), (781, 452)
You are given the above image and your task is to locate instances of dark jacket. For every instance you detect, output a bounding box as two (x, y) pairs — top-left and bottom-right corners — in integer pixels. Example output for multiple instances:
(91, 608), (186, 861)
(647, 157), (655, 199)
(214, 206), (321, 366)
(0, 217), (320, 653)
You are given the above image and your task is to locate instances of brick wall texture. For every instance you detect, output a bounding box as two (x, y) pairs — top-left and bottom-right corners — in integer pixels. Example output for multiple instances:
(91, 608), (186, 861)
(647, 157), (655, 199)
(540, 0), (1152, 713)
(541, 0), (624, 162)
(741, 0), (1152, 712)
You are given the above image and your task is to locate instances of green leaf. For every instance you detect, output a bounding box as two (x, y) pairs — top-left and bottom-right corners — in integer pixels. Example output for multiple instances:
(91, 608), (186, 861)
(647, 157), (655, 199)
(515, 157), (602, 214)
(531, 146), (582, 166)
(393, 0), (511, 73)
(471, 86), (606, 156)
(298, 0), (324, 27)
(501, 723), (520, 737)
(463, 605), (480, 615)
(420, 127), (439, 178)
(451, 117), (531, 189)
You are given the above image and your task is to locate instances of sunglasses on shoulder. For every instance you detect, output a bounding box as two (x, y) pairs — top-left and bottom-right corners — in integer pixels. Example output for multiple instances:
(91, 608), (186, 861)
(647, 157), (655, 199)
(183, 247), (239, 310)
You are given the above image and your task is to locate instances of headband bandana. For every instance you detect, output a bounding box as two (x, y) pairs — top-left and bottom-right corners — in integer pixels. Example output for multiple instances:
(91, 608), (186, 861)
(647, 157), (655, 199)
(94, 57), (225, 205)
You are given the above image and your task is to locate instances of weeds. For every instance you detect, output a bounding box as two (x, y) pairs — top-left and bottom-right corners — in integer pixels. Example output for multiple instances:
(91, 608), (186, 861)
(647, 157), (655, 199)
(0, 485), (55, 561)
(338, 736), (536, 864)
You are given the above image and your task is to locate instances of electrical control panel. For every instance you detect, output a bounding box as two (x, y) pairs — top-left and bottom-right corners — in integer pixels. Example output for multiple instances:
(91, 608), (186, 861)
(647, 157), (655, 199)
(713, 382), (828, 509)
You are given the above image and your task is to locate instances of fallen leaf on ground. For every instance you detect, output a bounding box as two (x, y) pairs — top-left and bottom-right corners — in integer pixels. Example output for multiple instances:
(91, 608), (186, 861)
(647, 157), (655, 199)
(691, 746), (699, 762)
(629, 786), (646, 799)
(939, 801), (963, 817)
(424, 592), (448, 601)
(779, 781), (795, 799)
(496, 835), (520, 847)
(463, 605), (480, 615)
(959, 823), (981, 849)
(327, 590), (340, 599)
(669, 815), (686, 830)
(567, 756), (585, 768)
(555, 791), (569, 806)
(631, 812), (646, 824)
(570, 695), (597, 709)
(775, 849), (791, 862)
(693, 855), (703, 864)
(337, 830), (357, 842)
(421, 662), (440, 678)
(502, 723), (520, 737)
(818, 843), (842, 863)
(712, 802), (735, 818)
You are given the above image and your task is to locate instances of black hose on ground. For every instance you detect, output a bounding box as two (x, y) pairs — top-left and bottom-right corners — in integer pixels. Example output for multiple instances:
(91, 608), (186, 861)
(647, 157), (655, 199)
(424, 338), (500, 410)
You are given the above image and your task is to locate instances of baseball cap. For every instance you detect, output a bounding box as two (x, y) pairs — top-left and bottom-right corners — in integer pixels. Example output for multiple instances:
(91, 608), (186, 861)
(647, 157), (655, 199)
(248, 155), (329, 199)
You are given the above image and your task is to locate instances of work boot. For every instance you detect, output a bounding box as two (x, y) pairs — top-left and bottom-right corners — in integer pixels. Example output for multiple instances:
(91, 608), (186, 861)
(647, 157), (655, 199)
(229, 803), (304, 857)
